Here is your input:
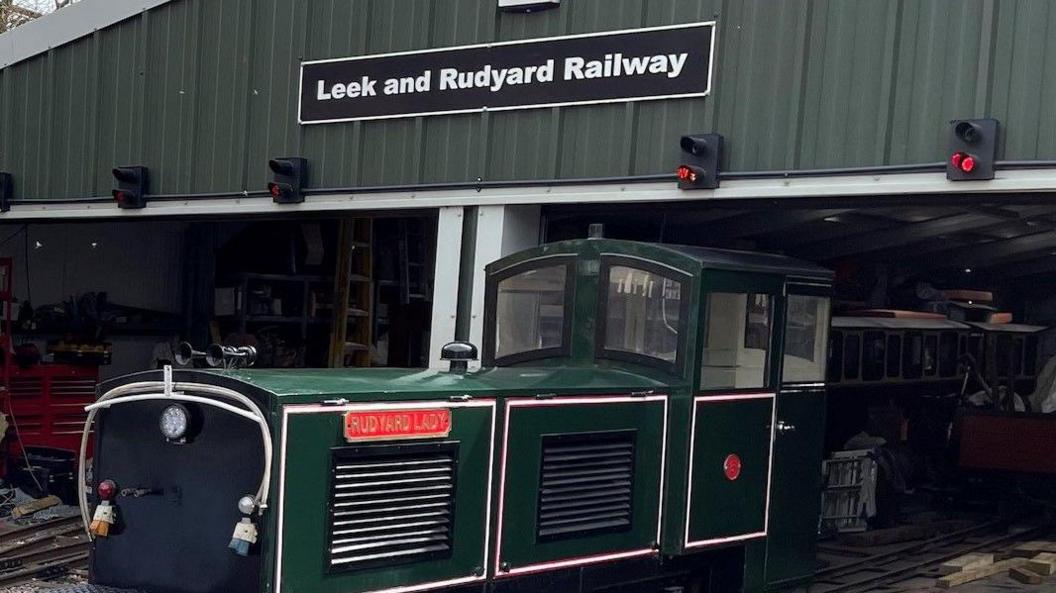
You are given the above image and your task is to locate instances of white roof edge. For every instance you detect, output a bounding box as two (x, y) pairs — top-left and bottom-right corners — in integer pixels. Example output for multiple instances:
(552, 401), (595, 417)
(832, 317), (971, 331)
(0, 0), (174, 70)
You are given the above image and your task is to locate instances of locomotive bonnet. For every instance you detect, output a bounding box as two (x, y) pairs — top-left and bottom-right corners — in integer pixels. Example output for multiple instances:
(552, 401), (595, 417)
(75, 238), (832, 593)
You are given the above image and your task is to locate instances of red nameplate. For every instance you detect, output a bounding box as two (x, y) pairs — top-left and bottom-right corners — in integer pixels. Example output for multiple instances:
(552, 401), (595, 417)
(344, 409), (452, 442)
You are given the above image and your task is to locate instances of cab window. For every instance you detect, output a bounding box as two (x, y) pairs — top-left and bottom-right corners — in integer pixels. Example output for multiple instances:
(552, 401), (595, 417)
(600, 264), (686, 368)
(701, 293), (772, 390)
(782, 295), (831, 383)
(493, 261), (570, 362)
(861, 331), (885, 382)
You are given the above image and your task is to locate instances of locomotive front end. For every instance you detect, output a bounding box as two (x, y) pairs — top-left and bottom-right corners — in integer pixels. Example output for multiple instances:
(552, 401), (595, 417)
(79, 369), (273, 593)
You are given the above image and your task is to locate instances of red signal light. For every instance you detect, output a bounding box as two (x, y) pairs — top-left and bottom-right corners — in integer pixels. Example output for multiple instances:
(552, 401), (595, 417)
(98, 479), (118, 501)
(268, 183), (283, 199)
(950, 152), (976, 173)
(677, 165), (697, 183)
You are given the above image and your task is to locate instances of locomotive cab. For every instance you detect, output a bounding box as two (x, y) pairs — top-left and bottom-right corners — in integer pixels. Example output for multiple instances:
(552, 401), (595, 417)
(78, 238), (831, 593)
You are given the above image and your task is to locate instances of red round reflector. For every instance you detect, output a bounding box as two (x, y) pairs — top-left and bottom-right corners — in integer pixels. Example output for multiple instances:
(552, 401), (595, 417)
(960, 156), (976, 173)
(677, 165), (697, 183)
(723, 454), (742, 481)
(98, 479), (118, 501)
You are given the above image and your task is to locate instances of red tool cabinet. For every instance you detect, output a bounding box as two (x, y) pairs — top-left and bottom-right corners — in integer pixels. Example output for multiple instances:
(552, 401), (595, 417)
(7, 363), (99, 456)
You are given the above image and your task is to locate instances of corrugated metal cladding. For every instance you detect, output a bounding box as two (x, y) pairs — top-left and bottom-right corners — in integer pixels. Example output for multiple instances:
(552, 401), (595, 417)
(3, 0), (1056, 200)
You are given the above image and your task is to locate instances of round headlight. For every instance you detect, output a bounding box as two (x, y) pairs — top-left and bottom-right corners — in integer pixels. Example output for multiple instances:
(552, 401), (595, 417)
(160, 404), (190, 441)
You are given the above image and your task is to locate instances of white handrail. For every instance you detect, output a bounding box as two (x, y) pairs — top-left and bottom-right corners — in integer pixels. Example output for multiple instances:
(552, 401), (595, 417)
(85, 394), (261, 422)
(78, 378), (273, 540)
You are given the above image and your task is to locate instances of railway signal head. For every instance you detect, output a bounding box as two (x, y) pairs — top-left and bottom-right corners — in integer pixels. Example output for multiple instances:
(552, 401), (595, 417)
(947, 119), (998, 181)
(112, 166), (149, 209)
(267, 157), (307, 204)
(677, 133), (723, 190)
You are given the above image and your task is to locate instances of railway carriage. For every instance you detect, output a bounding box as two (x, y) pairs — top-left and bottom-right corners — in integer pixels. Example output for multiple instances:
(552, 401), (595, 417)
(74, 237), (833, 593)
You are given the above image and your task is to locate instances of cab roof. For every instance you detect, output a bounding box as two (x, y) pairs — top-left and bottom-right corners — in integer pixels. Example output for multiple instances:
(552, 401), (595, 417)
(489, 238), (832, 281)
(658, 243), (833, 280)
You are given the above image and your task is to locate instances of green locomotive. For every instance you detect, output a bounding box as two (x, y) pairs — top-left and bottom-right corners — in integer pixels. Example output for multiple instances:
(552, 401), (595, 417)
(75, 236), (832, 593)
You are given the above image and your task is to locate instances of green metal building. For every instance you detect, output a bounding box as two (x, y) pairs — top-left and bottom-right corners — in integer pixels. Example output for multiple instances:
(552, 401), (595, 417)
(4, 0), (1056, 369)
(5, 0), (1056, 197)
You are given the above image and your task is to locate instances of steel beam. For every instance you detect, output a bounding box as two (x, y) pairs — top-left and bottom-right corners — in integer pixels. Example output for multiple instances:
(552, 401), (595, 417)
(7, 169), (1056, 221)
(796, 206), (1056, 260)
(702, 208), (852, 244)
(920, 228), (1056, 271)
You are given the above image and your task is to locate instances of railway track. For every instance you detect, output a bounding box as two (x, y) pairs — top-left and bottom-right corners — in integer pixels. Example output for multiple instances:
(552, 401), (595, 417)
(0, 516), (89, 589)
(811, 520), (1052, 593)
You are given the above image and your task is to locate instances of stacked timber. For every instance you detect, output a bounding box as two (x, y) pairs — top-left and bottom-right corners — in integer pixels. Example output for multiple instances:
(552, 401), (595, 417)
(937, 541), (1056, 588)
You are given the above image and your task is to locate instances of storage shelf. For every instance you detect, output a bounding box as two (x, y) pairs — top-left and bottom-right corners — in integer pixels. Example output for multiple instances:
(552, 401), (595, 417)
(228, 272), (332, 283)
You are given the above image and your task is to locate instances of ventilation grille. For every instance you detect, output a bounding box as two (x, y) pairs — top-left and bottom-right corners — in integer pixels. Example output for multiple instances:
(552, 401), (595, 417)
(328, 443), (458, 573)
(537, 431), (636, 541)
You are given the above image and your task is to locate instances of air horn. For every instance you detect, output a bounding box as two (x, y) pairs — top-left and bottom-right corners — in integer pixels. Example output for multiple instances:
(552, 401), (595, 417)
(174, 342), (206, 366)
(174, 342), (257, 368)
(206, 344), (257, 369)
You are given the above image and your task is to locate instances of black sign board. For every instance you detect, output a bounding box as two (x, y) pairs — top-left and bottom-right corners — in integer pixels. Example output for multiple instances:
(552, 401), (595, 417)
(299, 22), (715, 124)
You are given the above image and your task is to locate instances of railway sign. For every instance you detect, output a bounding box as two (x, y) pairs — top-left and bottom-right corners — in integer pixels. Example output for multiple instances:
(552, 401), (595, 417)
(299, 21), (716, 124)
(343, 408), (453, 442)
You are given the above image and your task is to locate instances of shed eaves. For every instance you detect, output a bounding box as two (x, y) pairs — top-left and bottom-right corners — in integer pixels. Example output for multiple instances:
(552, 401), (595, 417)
(0, 0), (172, 69)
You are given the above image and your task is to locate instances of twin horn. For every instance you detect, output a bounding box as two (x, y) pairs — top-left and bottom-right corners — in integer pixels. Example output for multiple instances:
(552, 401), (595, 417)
(176, 342), (257, 369)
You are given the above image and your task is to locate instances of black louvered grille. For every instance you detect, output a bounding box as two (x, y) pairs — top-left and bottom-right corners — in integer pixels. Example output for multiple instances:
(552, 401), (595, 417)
(537, 431), (636, 541)
(328, 443), (458, 572)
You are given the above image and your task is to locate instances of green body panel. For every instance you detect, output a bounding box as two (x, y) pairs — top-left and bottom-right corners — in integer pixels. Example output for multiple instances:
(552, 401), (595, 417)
(764, 388), (827, 589)
(278, 405), (494, 593)
(497, 398), (666, 570)
(686, 397), (773, 543)
(7, 1), (1056, 199)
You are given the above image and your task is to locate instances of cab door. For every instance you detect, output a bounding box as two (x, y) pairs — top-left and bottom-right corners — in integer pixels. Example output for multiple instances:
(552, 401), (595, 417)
(764, 287), (831, 589)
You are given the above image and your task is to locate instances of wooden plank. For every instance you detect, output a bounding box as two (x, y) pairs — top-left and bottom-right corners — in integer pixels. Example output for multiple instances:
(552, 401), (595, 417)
(937, 558), (1028, 589)
(1014, 541), (1056, 557)
(1027, 552), (1056, 576)
(1010, 566), (1043, 585)
(938, 553), (994, 575)
(10, 495), (60, 519)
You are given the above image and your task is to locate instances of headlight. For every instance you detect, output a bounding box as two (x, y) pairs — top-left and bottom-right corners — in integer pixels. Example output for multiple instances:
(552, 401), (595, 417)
(160, 404), (190, 441)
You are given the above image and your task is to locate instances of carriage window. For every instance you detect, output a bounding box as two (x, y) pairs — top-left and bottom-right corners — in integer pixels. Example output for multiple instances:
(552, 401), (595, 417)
(939, 332), (958, 377)
(843, 334), (860, 380)
(861, 331), (885, 381)
(495, 264), (568, 360)
(602, 266), (683, 364)
(828, 331), (844, 382)
(701, 293), (772, 390)
(923, 335), (938, 376)
(1025, 335), (1039, 376)
(967, 335), (983, 361)
(782, 295), (831, 383)
(886, 335), (902, 378)
(996, 334), (1013, 377)
(903, 332), (923, 379)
